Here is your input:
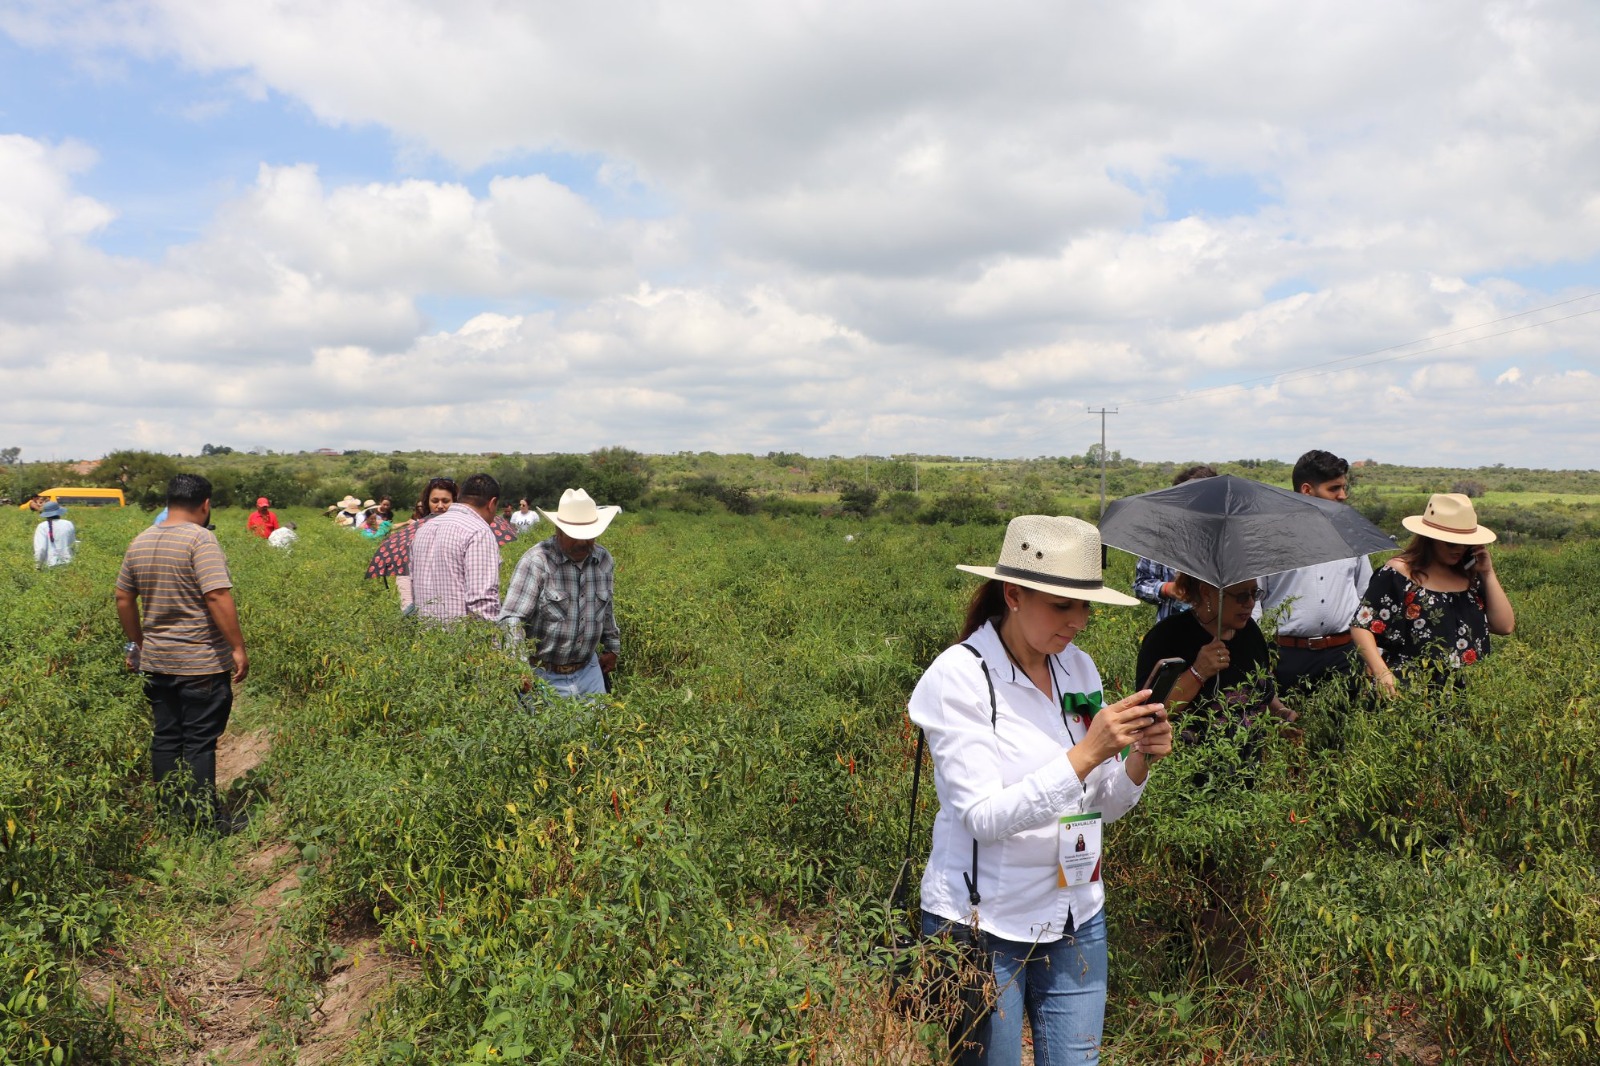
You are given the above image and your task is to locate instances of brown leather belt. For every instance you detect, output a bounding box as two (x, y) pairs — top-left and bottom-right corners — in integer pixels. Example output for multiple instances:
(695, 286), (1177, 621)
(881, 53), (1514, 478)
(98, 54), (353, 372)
(536, 660), (587, 675)
(1276, 631), (1353, 650)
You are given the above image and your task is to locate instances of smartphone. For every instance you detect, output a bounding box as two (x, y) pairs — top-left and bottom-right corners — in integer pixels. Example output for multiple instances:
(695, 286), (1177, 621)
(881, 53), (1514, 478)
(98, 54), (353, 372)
(1142, 657), (1188, 706)
(1458, 546), (1480, 573)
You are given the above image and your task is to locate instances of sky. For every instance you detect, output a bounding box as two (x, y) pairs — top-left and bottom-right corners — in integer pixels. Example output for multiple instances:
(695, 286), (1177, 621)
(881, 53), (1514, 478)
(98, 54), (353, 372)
(2, 0), (1598, 468)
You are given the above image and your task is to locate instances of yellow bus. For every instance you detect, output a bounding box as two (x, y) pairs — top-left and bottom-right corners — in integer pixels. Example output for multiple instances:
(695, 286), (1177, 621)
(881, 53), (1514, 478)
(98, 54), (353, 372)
(19, 487), (126, 508)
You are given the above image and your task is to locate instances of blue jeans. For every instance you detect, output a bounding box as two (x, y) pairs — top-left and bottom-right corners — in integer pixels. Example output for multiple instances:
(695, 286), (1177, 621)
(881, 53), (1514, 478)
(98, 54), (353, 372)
(922, 910), (1108, 1066)
(535, 653), (607, 699)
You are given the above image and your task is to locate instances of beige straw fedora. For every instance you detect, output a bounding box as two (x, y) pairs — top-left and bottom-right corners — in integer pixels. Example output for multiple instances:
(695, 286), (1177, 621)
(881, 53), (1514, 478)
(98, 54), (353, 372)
(539, 488), (621, 539)
(957, 515), (1139, 606)
(1400, 493), (1496, 545)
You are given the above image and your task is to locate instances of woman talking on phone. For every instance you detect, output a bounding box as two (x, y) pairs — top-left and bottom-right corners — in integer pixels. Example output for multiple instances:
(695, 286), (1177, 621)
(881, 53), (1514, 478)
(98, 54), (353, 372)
(910, 515), (1172, 1065)
(1351, 493), (1514, 695)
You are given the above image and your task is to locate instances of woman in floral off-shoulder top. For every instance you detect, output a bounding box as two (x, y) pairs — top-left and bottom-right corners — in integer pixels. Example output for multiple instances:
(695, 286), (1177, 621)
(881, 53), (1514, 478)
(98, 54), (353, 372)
(1351, 494), (1515, 695)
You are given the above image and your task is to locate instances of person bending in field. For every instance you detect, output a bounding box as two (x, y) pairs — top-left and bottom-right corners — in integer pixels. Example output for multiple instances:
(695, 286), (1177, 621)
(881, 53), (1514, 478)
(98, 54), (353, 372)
(115, 474), (249, 833)
(410, 472), (503, 623)
(498, 488), (622, 699)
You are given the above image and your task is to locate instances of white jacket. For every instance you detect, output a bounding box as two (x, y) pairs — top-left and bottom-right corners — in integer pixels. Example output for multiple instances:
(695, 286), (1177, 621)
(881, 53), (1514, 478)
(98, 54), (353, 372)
(910, 619), (1146, 943)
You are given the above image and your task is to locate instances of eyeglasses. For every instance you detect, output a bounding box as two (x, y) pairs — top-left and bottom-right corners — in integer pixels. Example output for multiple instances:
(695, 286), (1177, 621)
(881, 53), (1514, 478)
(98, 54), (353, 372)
(1222, 587), (1266, 605)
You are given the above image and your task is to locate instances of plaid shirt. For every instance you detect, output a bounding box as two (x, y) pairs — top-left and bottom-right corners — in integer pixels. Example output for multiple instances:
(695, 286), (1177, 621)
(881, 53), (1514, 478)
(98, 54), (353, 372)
(409, 504), (501, 622)
(498, 536), (619, 665)
(1133, 556), (1190, 622)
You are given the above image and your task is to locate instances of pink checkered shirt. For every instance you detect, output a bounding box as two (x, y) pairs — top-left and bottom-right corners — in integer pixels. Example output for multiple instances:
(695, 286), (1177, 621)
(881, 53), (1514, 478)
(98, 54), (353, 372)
(408, 504), (502, 622)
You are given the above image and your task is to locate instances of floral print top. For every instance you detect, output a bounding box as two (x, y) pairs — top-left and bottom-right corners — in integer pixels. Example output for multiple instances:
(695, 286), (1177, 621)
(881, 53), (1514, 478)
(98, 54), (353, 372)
(1352, 566), (1490, 676)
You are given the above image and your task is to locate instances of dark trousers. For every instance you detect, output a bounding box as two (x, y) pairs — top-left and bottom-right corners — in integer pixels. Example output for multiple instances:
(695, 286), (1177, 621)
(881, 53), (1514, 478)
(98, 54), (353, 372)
(145, 671), (233, 824)
(1273, 642), (1359, 695)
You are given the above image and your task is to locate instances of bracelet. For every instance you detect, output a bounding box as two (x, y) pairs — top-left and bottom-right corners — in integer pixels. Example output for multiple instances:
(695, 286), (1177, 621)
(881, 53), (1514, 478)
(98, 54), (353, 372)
(1188, 665), (1205, 684)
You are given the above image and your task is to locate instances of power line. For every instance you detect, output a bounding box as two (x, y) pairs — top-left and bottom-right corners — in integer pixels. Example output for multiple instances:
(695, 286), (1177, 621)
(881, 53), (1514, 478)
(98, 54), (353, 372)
(1117, 290), (1600, 411)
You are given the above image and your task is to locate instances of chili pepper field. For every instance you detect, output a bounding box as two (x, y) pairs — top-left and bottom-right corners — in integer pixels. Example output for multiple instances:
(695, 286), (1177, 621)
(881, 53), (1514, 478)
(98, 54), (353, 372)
(3, 505), (1599, 1064)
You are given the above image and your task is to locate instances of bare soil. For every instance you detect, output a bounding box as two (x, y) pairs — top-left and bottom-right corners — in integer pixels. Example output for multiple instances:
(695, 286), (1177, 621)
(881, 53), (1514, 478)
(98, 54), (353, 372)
(79, 726), (416, 1064)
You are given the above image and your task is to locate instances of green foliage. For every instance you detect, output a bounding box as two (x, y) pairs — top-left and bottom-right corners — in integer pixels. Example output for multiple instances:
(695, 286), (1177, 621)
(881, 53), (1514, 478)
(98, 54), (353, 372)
(90, 451), (180, 510)
(6, 492), (1600, 1063)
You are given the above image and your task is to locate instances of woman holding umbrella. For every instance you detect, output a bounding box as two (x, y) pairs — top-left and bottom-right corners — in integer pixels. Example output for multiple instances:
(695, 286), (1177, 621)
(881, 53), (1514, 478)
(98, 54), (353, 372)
(1351, 493), (1514, 695)
(912, 515), (1171, 1065)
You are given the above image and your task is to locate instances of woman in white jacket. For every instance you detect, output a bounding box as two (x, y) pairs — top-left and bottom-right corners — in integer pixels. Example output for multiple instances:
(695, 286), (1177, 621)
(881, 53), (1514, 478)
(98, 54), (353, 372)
(33, 501), (76, 569)
(911, 514), (1172, 1066)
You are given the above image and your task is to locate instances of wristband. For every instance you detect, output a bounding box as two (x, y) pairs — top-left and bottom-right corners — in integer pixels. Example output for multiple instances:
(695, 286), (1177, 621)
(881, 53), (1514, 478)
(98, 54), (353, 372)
(1188, 665), (1205, 684)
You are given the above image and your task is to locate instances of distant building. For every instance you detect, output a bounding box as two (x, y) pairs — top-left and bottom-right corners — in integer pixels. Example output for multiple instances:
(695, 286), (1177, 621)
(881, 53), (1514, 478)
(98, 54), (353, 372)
(1351, 459), (1379, 468)
(315, 448), (342, 457)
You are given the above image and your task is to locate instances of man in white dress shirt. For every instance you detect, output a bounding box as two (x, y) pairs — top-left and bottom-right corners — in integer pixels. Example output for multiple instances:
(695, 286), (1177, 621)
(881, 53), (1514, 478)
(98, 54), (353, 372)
(1259, 449), (1373, 693)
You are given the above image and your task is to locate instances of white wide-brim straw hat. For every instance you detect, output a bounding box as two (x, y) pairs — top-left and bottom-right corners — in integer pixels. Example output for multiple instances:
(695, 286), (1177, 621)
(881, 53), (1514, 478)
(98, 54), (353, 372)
(338, 495), (361, 510)
(539, 488), (621, 539)
(957, 514), (1139, 606)
(1400, 493), (1496, 545)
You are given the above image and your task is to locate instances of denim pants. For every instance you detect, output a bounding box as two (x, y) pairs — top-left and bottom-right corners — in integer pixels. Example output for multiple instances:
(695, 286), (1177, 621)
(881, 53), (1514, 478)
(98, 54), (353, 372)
(922, 910), (1108, 1066)
(535, 653), (607, 699)
(145, 671), (233, 824)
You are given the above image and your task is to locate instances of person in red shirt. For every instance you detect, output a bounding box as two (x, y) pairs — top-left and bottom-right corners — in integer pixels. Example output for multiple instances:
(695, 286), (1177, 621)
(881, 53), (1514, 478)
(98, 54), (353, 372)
(247, 497), (280, 539)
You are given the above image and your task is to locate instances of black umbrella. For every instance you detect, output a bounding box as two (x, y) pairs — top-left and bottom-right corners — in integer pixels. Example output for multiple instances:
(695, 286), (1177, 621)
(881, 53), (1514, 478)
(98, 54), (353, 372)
(1100, 474), (1395, 639)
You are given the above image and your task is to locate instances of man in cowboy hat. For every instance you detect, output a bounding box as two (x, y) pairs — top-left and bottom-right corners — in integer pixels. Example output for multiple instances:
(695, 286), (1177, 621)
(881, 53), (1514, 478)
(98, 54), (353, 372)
(498, 487), (622, 698)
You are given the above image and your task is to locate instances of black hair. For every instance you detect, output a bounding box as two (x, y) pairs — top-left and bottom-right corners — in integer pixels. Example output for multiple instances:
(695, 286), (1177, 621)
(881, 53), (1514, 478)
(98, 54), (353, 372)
(1173, 464), (1217, 485)
(413, 477), (458, 520)
(1292, 450), (1348, 493)
(460, 473), (501, 508)
(167, 474), (213, 508)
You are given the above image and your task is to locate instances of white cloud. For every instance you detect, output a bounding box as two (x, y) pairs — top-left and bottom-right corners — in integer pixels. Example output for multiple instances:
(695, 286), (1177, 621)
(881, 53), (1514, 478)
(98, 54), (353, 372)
(4, 1), (1600, 467)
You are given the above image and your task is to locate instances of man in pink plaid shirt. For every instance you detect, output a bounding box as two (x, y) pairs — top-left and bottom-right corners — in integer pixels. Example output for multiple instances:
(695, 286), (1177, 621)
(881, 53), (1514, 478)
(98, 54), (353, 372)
(409, 473), (502, 622)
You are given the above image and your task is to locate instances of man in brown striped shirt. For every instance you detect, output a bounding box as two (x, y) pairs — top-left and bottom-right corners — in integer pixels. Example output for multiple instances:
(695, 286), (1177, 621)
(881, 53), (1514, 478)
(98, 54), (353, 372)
(115, 474), (249, 831)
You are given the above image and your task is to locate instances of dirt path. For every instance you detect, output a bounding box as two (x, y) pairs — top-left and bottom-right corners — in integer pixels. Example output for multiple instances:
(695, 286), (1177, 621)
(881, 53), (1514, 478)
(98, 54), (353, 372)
(80, 727), (415, 1064)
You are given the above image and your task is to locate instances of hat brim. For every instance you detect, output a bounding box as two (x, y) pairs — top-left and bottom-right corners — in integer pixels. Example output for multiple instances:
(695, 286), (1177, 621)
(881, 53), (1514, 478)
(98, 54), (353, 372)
(539, 505), (621, 540)
(956, 564), (1140, 606)
(1400, 515), (1496, 545)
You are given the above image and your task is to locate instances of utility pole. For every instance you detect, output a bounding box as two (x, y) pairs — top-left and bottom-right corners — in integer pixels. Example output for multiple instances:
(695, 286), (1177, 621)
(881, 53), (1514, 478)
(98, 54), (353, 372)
(1087, 407), (1118, 518)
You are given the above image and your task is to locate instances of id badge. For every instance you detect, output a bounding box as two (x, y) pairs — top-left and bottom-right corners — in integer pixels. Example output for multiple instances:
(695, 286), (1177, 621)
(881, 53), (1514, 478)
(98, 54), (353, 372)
(1058, 811), (1103, 887)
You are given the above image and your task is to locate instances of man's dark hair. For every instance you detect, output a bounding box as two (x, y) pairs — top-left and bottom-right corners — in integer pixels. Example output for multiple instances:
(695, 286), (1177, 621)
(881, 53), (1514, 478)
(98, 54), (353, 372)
(460, 473), (500, 507)
(167, 473), (213, 508)
(1292, 450), (1348, 493)
(1173, 464), (1218, 485)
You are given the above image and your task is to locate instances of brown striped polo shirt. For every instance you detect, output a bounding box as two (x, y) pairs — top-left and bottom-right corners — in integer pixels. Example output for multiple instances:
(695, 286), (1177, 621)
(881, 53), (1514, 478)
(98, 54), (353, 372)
(116, 522), (235, 676)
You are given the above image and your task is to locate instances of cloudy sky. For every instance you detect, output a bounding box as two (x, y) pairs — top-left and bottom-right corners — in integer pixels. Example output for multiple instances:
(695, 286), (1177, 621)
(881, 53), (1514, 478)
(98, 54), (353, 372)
(3, 1), (1598, 467)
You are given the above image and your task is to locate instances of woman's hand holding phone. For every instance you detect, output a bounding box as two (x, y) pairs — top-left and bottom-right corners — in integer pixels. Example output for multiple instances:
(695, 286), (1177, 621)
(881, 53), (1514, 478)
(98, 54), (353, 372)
(1081, 690), (1171, 767)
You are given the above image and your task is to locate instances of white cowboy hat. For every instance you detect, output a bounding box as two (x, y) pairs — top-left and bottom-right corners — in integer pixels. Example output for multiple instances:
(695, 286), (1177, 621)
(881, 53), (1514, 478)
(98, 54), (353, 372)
(539, 488), (621, 539)
(957, 514), (1139, 606)
(1400, 493), (1497, 545)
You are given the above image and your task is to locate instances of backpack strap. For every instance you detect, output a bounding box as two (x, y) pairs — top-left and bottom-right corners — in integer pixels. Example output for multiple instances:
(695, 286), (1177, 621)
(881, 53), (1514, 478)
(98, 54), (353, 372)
(957, 642), (997, 907)
(893, 640), (1000, 914)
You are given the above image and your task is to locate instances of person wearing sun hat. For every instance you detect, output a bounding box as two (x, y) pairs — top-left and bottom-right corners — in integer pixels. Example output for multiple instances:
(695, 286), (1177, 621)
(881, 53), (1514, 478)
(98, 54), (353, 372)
(1352, 493), (1515, 696)
(498, 488), (623, 699)
(910, 514), (1172, 1064)
(33, 499), (77, 568)
(334, 495), (362, 528)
